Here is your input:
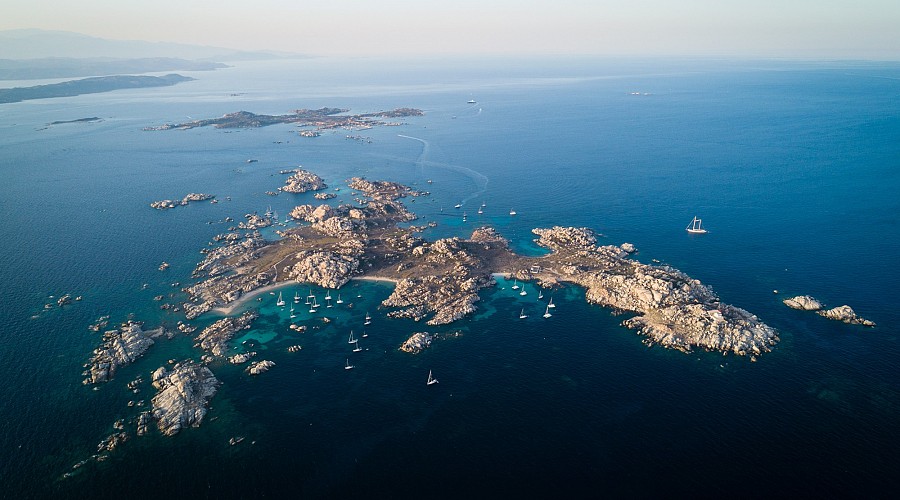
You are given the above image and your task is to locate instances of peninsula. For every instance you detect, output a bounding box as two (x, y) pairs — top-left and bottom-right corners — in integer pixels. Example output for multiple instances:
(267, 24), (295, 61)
(0, 73), (194, 104)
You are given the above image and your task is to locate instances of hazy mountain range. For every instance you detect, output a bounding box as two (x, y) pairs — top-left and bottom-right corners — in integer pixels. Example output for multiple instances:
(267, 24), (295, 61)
(0, 29), (306, 80)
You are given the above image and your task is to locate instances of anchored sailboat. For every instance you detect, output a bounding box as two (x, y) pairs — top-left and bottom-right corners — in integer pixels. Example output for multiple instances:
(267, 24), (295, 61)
(276, 292), (285, 307)
(294, 291), (300, 303)
(686, 216), (708, 234)
(548, 297), (556, 309)
(364, 312), (372, 325)
(519, 308), (528, 319)
(336, 294), (344, 304)
(543, 305), (553, 318)
(345, 359), (354, 370)
(511, 279), (519, 290)
(427, 370), (439, 385)
(348, 331), (357, 344)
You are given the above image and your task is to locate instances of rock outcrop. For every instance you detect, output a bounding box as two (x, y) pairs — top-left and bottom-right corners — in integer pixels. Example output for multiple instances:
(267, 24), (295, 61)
(783, 295), (824, 311)
(281, 169), (326, 193)
(150, 360), (220, 436)
(246, 360), (275, 375)
(399, 332), (435, 354)
(84, 322), (163, 384)
(817, 305), (876, 327)
(194, 311), (259, 357)
(150, 193), (214, 209)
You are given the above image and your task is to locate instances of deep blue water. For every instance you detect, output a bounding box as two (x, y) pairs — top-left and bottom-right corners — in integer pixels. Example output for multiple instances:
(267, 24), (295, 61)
(1, 57), (899, 498)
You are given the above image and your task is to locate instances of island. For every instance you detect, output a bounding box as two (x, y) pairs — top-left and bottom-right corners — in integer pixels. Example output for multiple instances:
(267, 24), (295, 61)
(143, 107), (424, 131)
(0, 73), (194, 104)
(182, 172), (778, 359)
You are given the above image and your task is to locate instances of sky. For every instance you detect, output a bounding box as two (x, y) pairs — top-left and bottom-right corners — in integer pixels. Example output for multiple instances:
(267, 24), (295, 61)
(2, 0), (900, 59)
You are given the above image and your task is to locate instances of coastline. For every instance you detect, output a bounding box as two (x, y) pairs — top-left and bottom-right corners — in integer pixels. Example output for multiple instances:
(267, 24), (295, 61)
(209, 276), (399, 316)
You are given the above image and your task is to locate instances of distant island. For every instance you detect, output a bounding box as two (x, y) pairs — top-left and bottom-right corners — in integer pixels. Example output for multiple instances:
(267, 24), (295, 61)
(145, 107), (425, 131)
(0, 73), (193, 104)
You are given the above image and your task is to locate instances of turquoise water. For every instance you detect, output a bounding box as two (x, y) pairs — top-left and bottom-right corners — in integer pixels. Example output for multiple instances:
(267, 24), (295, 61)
(1, 57), (899, 497)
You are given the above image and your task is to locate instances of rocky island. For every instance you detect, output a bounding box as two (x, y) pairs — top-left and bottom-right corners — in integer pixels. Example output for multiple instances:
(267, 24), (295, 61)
(783, 295), (876, 326)
(180, 170), (778, 358)
(151, 361), (220, 436)
(150, 193), (215, 210)
(83, 321), (165, 385)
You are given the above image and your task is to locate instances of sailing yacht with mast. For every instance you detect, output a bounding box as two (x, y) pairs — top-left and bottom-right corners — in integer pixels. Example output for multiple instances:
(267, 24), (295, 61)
(364, 312), (372, 325)
(511, 279), (519, 290)
(336, 294), (344, 304)
(289, 304), (296, 319)
(686, 216), (708, 234)
(519, 308), (528, 319)
(543, 305), (553, 318)
(427, 370), (439, 385)
(276, 292), (286, 307)
(548, 297), (556, 309)
(348, 331), (357, 344)
(294, 291), (300, 304)
(345, 358), (354, 370)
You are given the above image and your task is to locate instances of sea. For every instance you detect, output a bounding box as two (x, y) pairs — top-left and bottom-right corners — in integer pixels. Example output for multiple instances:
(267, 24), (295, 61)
(1, 56), (898, 498)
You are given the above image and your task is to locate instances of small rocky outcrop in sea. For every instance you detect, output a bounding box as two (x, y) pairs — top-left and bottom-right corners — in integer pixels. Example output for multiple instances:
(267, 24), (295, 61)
(150, 193), (214, 210)
(399, 332), (435, 354)
(84, 321), (164, 384)
(783, 295), (824, 311)
(314, 192), (336, 200)
(194, 310), (259, 357)
(281, 168), (327, 193)
(150, 360), (220, 436)
(246, 359), (275, 375)
(817, 305), (876, 327)
(783, 295), (875, 326)
(228, 352), (257, 364)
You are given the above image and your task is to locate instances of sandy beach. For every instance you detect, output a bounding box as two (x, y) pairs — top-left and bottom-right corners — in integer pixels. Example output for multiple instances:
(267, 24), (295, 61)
(210, 276), (399, 316)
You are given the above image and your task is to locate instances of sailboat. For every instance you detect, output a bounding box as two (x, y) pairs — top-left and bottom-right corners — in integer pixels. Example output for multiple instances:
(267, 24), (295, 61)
(511, 279), (519, 290)
(548, 297), (556, 308)
(477, 207), (483, 214)
(309, 297), (318, 313)
(326, 297), (333, 308)
(519, 285), (527, 296)
(538, 290), (544, 299)
(543, 305), (553, 318)
(348, 331), (356, 344)
(362, 330), (368, 338)
(276, 292), (286, 307)
(509, 209), (517, 216)
(325, 291), (332, 301)
(519, 308), (528, 319)
(462, 212), (467, 222)
(289, 305), (296, 319)
(364, 312), (372, 325)
(345, 359), (354, 370)
(336, 294), (344, 304)
(306, 290), (314, 305)
(454, 203), (462, 209)
(294, 291), (300, 304)
(686, 216), (708, 234)
(352, 342), (362, 353)
(427, 370), (439, 385)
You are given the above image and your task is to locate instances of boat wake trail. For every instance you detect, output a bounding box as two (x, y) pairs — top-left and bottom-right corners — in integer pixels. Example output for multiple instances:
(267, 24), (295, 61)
(397, 135), (489, 206)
